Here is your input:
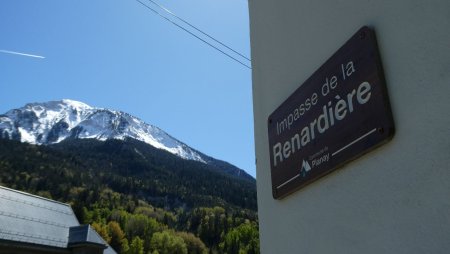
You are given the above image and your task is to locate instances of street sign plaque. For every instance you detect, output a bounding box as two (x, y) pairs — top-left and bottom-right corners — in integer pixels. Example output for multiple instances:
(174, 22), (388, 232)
(268, 26), (395, 199)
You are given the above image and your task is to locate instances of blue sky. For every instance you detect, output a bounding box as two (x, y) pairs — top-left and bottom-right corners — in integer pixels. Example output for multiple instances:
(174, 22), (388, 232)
(0, 0), (255, 177)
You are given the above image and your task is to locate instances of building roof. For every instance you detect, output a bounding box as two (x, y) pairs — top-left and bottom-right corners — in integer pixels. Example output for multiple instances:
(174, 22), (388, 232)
(0, 185), (79, 248)
(0, 185), (116, 253)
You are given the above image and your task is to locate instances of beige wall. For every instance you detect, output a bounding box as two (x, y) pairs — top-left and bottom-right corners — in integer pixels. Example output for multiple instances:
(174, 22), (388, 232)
(249, 1), (450, 253)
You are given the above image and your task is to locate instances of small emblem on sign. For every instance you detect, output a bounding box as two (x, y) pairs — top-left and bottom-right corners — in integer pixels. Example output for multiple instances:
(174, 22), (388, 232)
(300, 159), (311, 178)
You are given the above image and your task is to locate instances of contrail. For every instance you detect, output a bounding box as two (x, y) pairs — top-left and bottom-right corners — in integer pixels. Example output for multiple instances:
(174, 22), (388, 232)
(0, 49), (45, 59)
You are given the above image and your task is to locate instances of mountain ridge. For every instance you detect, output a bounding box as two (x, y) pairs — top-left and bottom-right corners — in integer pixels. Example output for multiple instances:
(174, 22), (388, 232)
(0, 99), (253, 181)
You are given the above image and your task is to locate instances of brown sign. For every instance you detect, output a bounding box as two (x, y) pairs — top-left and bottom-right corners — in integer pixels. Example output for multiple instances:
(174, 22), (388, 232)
(268, 26), (395, 199)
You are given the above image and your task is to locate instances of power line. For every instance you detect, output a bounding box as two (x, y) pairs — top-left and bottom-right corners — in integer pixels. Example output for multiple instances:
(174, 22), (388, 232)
(135, 0), (252, 69)
(135, 0), (251, 69)
(146, 0), (251, 62)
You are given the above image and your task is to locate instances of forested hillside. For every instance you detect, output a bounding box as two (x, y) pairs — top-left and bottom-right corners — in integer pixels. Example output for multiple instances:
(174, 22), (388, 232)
(0, 138), (259, 254)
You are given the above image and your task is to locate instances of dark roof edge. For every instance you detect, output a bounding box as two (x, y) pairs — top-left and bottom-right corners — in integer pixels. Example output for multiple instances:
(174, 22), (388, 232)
(67, 241), (107, 249)
(0, 239), (71, 254)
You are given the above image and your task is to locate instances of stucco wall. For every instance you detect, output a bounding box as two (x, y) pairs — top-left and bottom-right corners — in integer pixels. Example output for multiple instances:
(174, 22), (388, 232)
(249, 1), (450, 253)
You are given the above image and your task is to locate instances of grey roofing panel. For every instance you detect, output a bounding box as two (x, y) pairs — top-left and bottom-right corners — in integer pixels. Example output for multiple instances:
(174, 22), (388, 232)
(87, 226), (108, 246)
(0, 187), (71, 211)
(0, 215), (68, 247)
(0, 186), (115, 253)
(104, 246), (118, 254)
(0, 197), (77, 227)
(0, 186), (79, 248)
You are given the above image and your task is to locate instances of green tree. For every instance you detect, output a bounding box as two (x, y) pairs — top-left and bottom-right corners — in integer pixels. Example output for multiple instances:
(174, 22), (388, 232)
(125, 214), (162, 240)
(128, 236), (144, 254)
(220, 222), (260, 254)
(121, 238), (130, 254)
(197, 207), (226, 247)
(150, 230), (187, 254)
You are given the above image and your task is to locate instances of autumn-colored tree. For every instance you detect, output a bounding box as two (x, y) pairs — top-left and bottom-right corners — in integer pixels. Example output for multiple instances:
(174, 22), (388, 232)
(92, 222), (111, 243)
(108, 221), (126, 252)
(176, 232), (208, 254)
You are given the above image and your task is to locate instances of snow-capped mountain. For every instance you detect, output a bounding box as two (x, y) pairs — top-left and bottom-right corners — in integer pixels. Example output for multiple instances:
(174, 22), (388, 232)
(0, 99), (206, 163)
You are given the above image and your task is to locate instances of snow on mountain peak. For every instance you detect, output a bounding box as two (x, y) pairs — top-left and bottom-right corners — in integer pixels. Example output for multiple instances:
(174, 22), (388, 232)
(0, 100), (205, 163)
(61, 99), (93, 110)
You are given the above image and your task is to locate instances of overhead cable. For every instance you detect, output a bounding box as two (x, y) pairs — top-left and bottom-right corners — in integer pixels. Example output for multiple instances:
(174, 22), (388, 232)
(146, 0), (251, 61)
(135, 0), (252, 69)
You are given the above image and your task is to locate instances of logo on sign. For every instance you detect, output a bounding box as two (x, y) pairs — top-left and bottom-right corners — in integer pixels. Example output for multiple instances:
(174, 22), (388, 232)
(300, 160), (311, 177)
